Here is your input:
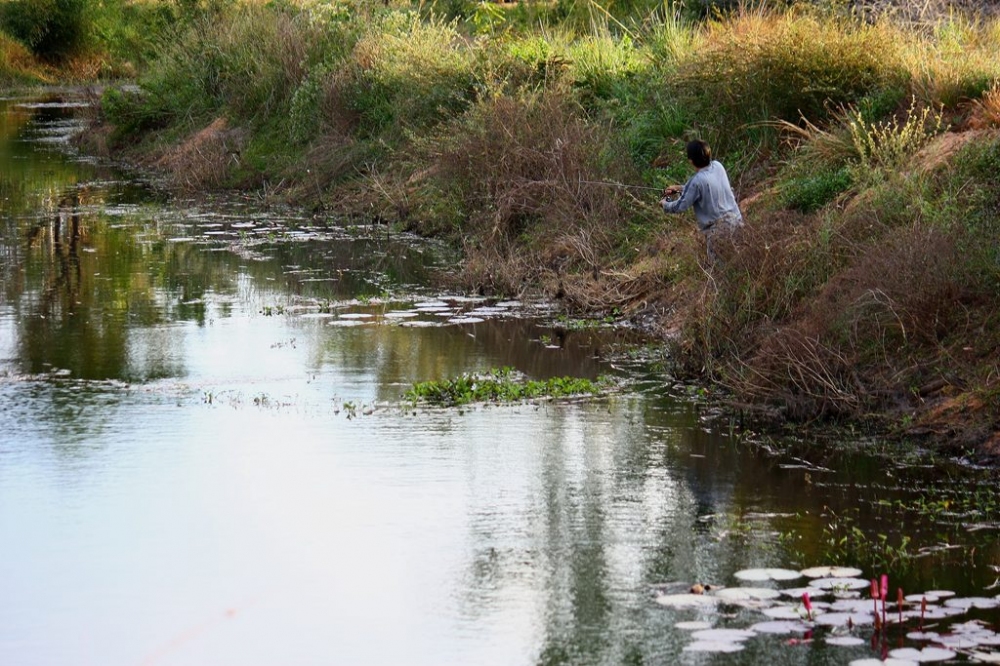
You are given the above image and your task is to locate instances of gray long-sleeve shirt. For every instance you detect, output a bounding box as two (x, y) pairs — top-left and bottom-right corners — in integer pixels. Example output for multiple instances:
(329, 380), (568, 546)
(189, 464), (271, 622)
(661, 160), (742, 231)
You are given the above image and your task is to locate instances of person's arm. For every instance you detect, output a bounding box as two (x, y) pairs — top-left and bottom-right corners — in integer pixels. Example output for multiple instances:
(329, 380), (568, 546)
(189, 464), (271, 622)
(661, 179), (699, 213)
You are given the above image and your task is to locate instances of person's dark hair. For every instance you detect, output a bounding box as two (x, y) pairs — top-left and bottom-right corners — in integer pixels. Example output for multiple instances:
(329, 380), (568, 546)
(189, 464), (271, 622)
(686, 140), (712, 168)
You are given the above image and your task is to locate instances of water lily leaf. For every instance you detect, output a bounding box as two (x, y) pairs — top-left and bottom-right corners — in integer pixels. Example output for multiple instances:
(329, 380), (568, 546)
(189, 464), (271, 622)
(936, 634), (988, 649)
(763, 605), (817, 620)
(734, 568), (803, 582)
(849, 659), (918, 666)
(906, 631), (940, 641)
(889, 646), (957, 662)
(923, 590), (955, 598)
(830, 598), (879, 613)
(749, 620), (811, 634)
(691, 628), (757, 642)
(826, 636), (866, 646)
(801, 566), (863, 578)
(713, 587), (782, 601)
(969, 651), (1000, 663)
(814, 611), (874, 627)
(654, 593), (721, 608)
(781, 586), (829, 599)
(808, 577), (871, 591)
(683, 640), (743, 652)
(944, 597), (1000, 610)
(674, 621), (713, 630)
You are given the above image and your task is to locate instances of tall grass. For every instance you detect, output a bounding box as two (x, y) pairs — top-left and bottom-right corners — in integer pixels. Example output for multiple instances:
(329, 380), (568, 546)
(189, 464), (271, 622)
(669, 9), (909, 152)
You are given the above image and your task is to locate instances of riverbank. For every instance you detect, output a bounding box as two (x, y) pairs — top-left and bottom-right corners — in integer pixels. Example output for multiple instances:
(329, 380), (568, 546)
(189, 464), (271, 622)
(23, 0), (1000, 459)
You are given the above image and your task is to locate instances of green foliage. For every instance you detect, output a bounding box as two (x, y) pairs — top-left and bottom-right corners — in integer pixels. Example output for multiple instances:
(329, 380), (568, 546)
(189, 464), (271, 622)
(779, 166), (852, 213)
(405, 367), (608, 406)
(0, 0), (91, 60)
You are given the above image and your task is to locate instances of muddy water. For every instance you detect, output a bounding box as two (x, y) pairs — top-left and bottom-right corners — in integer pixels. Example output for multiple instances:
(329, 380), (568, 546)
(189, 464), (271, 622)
(2, 92), (999, 666)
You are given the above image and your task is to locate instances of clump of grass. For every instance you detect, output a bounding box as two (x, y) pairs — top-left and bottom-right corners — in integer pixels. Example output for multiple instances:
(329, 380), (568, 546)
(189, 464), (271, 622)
(404, 367), (609, 407)
(970, 84), (1000, 129)
(846, 97), (945, 176)
(327, 11), (477, 139)
(670, 9), (908, 149)
(901, 15), (1000, 108)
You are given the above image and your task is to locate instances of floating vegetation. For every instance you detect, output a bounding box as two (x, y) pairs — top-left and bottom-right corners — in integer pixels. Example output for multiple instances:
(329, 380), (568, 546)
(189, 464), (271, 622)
(404, 367), (610, 407)
(656, 565), (1000, 660)
(735, 568), (803, 582)
(802, 566), (864, 578)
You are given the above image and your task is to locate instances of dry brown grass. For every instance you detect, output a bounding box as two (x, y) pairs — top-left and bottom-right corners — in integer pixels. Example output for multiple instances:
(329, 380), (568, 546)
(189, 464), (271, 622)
(730, 223), (990, 419)
(155, 118), (247, 190)
(423, 93), (647, 298)
(970, 86), (1000, 129)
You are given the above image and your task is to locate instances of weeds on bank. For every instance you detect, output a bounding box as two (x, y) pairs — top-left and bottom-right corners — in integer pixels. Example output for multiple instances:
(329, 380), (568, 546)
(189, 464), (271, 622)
(404, 367), (609, 407)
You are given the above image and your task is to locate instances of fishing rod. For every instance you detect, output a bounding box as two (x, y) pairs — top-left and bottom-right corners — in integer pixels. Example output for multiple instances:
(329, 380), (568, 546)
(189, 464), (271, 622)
(575, 179), (667, 193)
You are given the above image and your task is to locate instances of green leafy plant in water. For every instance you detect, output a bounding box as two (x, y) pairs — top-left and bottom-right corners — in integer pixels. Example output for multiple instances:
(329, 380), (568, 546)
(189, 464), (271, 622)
(405, 367), (609, 407)
(819, 507), (917, 572)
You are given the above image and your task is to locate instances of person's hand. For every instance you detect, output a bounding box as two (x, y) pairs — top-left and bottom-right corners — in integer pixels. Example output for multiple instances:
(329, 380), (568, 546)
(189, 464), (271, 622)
(663, 185), (682, 198)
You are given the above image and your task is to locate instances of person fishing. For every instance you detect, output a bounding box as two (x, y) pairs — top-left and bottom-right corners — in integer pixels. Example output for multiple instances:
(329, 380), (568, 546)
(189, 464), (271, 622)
(660, 139), (743, 263)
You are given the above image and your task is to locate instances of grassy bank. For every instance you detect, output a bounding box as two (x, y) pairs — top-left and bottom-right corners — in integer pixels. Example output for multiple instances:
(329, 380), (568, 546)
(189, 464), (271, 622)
(25, 0), (1000, 455)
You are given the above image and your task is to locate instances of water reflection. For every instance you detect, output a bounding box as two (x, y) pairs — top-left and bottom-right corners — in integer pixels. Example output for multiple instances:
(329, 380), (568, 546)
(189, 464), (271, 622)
(1, 91), (999, 666)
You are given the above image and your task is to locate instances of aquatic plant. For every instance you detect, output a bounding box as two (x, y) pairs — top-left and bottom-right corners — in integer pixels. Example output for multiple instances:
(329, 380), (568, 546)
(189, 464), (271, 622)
(657, 564), (999, 661)
(404, 367), (610, 407)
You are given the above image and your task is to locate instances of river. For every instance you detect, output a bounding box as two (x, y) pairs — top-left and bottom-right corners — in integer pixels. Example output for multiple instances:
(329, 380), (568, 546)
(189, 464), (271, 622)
(1, 90), (999, 666)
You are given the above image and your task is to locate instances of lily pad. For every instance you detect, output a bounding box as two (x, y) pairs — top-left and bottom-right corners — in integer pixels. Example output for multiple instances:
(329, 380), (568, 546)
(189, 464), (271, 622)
(906, 594), (939, 603)
(808, 577), (870, 591)
(781, 586), (829, 599)
(814, 612), (874, 627)
(654, 593), (721, 608)
(762, 605), (817, 620)
(945, 597), (1000, 610)
(801, 566), (863, 578)
(713, 587), (781, 602)
(888, 646), (957, 662)
(830, 599), (879, 613)
(849, 660), (918, 666)
(683, 641), (743, 653)
(968, 651), (1000, 663)
(733, 568), (803, 582)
